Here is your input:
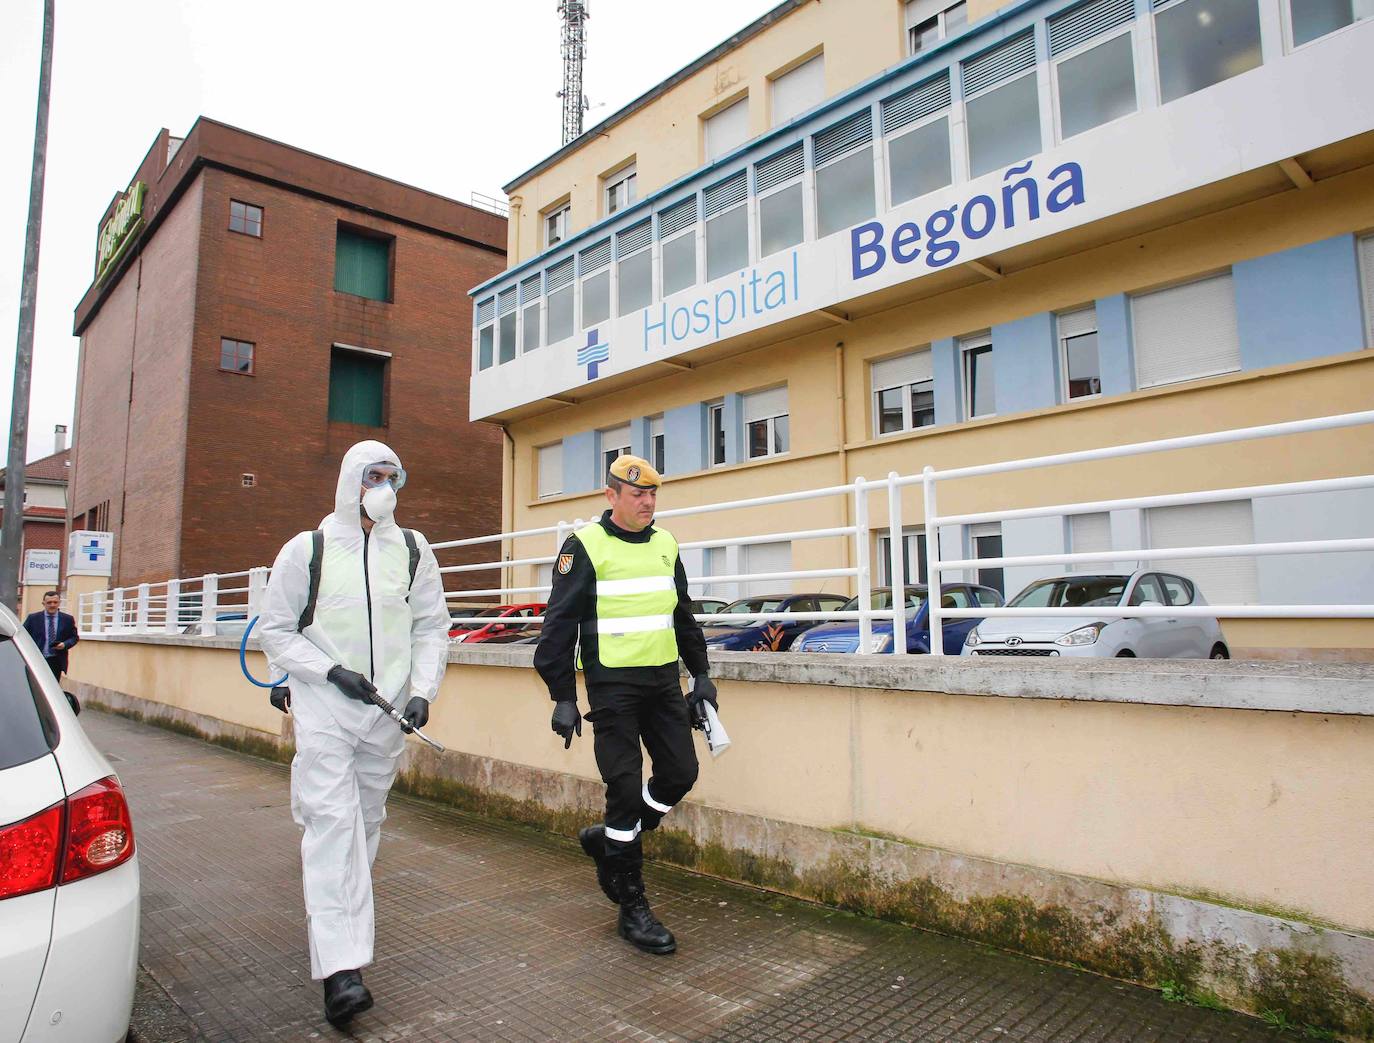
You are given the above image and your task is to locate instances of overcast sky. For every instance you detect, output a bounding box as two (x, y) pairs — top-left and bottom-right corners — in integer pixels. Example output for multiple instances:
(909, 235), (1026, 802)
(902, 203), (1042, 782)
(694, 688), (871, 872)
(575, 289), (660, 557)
(0, 0), (779, 463)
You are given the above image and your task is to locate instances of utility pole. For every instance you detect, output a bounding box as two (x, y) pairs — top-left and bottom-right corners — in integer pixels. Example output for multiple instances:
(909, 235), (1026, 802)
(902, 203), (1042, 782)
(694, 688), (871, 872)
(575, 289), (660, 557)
(557, 0), (589, 146)
(1, 0), (56, 609)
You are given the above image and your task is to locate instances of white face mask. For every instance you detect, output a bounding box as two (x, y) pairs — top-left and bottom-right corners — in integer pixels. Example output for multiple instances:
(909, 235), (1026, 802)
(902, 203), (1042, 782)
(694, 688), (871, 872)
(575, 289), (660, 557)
(361, 484), (397, 522)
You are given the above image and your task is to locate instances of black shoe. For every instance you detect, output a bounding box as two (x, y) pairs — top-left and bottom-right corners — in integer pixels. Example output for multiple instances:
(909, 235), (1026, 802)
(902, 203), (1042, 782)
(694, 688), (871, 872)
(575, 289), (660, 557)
(613, 873), (676, 955)
(579, 826), (619, 905)
(323, 968), (373, 1027)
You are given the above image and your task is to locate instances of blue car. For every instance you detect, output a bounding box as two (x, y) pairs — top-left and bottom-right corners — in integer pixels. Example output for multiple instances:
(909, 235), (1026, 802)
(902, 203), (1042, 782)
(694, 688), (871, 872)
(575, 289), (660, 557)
(702, 592), (851, 651)
(792, 584), (1003, 655)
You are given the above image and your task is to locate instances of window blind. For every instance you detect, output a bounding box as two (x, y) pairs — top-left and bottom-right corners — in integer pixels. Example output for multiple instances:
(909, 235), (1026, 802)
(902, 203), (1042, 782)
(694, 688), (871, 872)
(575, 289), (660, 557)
(813, 110), (873, 166)
(1132, 272), (1240, 388)
(1146, 500), (1258, 603)
(881, 73), (951, 135)
(1069, 512), (1111, 570)
(1057, 306), (1097, 340)
(476, 298), (494, 325)
(962, 30), (1036, 96)
(1359, 233), (1374, 347)
(538, 443), (563, 499)
(497, 288), (517, 316)
(546, 257), (575, 291)
(1049, 0), (1134, 56)
(703, 171), (748, 218)
(772, 54), (825, 126)
(579, 238), (611, 274)
(519, 274), (541, 304)
(658, 197), (698, 239)
(871, 350), (933, 390)
(755, 143), (805, 193)
(616, 219), (652, 256)
(743, 386), (788, 422)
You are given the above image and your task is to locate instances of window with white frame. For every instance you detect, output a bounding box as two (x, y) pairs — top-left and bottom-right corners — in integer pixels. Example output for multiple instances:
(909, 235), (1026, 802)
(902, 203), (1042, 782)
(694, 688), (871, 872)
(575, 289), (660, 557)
(704, 97), (749, 162)
(971, 522), (1004, 594)
(1154, 0), (1262, 105)
(544, 202), (570, 248)
(704, 171), (749, 281)
(476, 296), (495, 371)
(961, 336), (995, 419)
(1289, 0), (1374, 48)
(616, 219), (653, 316)
(537, 442), (563, 499)
(905, 0), (968, 55)
(743, 386), (789, 459)
(814, 110), (875, 239)
(649, 415), (666, 473)
(603, 162), (637, 216)
(497, 288), (517, 365)
(658, 196), (698, 298)
(771, 54), (825, 126)
(545, 257), (575, 344)
(1358, 233), (1374, 347)
(962, 30), (1041, 179)
(580, 239), (611, 329)
(1068, 511), (1112, 571)
(520, 274), (541, 352)
(755, 143), (805, 258)
(1146, 499), (1258, 604)
(1050, 0), (1137, 141)
(707, 400), (727, 466)
(872, 349), (935, 436)
(1131, 271), (1240, 388)
(600, 423), (632, 478)
(878, 528), (929, 585)
(882, 72), (953, 207)
(1057, 306), (1102, 400)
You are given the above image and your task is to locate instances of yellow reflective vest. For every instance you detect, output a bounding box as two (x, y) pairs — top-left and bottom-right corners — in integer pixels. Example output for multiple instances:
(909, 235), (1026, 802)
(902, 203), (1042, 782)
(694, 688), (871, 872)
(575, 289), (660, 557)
(576, 522), (680, 668)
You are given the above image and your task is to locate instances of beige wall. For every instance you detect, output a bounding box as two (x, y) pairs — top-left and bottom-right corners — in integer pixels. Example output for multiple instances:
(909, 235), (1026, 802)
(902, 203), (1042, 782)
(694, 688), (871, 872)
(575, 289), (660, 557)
(506, 0), (1019, 263)
(69, 637), (1374, 933)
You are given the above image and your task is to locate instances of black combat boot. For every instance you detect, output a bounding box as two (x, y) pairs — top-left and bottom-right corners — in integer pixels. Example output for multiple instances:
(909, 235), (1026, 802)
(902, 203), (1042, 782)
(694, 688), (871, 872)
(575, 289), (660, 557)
(579, 825), (619, 905)
(323, 968), (373, 1027)
(613, 871), (677, 955)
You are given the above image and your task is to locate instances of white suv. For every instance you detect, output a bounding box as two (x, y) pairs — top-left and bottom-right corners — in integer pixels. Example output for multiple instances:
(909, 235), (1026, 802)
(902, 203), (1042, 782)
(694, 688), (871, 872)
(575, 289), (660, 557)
(0, 604), (139, 1042)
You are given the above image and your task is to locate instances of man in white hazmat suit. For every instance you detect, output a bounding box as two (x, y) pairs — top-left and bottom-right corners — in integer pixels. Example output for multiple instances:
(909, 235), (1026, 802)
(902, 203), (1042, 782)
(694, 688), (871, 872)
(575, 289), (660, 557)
(258, 440), (450, 1028)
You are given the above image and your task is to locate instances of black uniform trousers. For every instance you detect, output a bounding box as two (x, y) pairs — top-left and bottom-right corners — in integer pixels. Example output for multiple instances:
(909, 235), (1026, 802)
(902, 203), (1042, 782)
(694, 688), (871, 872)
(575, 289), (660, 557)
(586, 674), (699, 872)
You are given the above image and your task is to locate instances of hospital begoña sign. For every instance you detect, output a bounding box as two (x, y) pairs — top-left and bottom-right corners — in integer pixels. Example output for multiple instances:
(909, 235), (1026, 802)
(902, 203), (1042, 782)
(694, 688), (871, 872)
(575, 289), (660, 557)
(850, 159), (1086, 280)
(96, 181), (147, 280)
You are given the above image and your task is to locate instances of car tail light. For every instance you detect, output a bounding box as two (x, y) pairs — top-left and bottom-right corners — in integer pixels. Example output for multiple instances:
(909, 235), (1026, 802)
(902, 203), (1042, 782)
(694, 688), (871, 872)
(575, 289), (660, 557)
(61, 776), (134, 884)
(0, 802), (64, 900)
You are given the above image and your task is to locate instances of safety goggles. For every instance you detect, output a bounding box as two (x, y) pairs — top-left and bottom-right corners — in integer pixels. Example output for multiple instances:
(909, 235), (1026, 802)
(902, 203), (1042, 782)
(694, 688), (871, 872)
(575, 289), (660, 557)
(361, 462), (407, 490)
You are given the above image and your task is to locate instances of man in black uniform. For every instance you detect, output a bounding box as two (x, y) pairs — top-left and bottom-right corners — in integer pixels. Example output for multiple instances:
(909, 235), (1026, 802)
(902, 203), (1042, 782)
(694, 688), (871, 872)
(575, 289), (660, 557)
(535, 453), (717, 954)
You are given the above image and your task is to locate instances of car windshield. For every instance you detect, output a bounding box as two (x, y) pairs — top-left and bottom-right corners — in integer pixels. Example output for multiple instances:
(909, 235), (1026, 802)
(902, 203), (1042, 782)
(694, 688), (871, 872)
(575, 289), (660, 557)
(454, 608), (504, 626)
(717, 598), (785, 627)
(839, 589), (926, 613)
(1009, 577), (1128, 609)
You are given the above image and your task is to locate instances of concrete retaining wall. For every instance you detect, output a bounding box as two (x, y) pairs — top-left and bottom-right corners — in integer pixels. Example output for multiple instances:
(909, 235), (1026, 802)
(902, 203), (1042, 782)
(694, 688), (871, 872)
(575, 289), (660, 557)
(68, 637), (1374, 1038)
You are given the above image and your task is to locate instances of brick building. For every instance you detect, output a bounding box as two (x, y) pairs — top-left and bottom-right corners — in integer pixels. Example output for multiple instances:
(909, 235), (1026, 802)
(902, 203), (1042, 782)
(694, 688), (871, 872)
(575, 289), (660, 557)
(70, 119), (506, 587)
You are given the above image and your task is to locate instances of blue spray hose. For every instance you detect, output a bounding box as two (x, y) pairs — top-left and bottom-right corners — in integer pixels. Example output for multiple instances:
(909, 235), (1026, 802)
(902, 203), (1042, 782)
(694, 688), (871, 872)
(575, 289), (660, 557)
(239, 616), (288, 688)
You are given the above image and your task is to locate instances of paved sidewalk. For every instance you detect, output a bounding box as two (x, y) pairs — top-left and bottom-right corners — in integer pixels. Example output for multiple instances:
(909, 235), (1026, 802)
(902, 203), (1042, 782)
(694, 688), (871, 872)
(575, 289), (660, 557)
(87, 710), (1292, 1043)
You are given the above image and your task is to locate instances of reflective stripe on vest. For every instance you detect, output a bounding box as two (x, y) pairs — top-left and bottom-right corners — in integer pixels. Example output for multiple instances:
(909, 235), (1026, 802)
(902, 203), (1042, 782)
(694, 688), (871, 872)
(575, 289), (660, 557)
(577, 522), (680, 668)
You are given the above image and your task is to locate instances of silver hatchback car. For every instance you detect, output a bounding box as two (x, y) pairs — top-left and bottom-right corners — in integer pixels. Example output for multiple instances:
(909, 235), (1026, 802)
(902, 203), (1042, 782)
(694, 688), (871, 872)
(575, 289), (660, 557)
(962, 571), (1229, 659)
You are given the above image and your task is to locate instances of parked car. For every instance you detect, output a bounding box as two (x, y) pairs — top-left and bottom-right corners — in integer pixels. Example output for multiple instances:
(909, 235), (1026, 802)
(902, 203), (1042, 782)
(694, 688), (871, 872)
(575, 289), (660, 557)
(450, 604), (546, 643)
(792, 584), (1001, 654)
(703, 593), (851, 651)
(180, 612), (249, 638)
(690, 597), (730, 617)
(0, 604), (139, 1043)
(962, 571), (1228, 659)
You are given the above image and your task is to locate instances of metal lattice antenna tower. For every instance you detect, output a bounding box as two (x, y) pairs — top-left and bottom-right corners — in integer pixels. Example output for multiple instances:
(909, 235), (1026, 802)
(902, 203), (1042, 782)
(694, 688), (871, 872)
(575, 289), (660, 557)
(557, 0), (589, 145)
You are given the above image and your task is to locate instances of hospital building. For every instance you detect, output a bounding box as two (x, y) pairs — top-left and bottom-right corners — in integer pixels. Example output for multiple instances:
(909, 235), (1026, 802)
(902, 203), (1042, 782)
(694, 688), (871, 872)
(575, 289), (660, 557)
(470, 0), (1374, 658)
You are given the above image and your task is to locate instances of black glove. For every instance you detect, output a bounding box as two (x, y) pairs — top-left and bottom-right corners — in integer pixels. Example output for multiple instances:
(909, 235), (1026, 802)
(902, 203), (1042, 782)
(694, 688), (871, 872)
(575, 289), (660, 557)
(269, 686), (291, 714)
(551, 699), (582, 749)
(327, 665), (377, 704)
(687, 675), (718, 730)
(401, 696), (429, 733)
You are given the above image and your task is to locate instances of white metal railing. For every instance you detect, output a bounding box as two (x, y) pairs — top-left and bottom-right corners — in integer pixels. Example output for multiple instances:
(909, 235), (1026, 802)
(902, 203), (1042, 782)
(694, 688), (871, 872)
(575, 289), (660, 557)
(79, 410), (1374, 655)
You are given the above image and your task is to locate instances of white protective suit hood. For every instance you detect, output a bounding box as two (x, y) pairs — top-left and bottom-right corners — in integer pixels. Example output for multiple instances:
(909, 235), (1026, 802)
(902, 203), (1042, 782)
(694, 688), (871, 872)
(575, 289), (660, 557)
(333, 439), (403, 531)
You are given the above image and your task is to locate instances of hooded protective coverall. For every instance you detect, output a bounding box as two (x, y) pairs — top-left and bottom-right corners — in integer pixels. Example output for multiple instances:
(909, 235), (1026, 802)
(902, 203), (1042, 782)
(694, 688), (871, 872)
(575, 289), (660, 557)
(258, 440), (450, 980)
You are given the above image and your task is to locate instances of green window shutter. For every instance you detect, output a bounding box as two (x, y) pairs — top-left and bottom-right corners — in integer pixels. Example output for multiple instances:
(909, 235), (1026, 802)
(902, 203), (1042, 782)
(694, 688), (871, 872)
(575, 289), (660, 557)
(328, 350), (385, 425)
(334, 228), (391, 301)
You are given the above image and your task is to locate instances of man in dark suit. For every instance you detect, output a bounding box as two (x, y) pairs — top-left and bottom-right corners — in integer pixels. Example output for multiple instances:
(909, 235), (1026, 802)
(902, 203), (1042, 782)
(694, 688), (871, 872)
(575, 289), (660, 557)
(24, 590), (79, 680)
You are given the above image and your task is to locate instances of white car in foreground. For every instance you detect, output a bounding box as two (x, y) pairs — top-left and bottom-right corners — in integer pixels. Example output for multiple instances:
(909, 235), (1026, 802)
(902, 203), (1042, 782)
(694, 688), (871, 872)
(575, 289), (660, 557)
(0, 605), (139, 1042)
(962, 571), (1229, 659)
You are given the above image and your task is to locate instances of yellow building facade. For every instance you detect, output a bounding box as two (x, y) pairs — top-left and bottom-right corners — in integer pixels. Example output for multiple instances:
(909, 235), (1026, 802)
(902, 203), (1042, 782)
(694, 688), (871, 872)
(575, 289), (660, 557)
(471, 0), (1374, 657)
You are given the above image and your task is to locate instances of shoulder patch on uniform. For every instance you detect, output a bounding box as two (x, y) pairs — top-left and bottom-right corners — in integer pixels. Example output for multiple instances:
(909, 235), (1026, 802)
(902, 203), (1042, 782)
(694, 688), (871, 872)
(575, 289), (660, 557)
(558, 553), (574, 574)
